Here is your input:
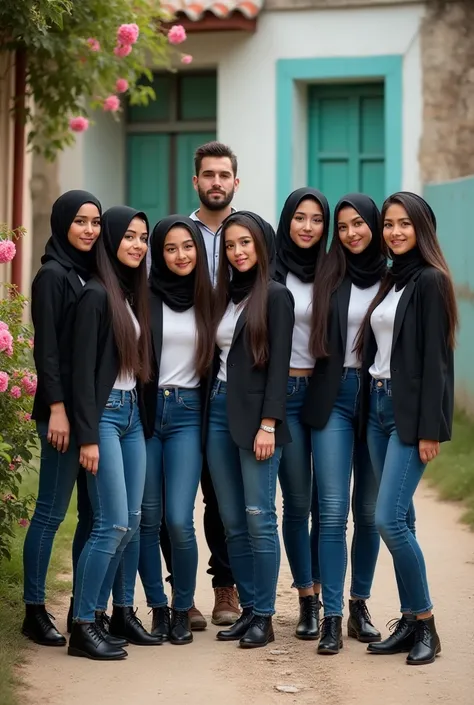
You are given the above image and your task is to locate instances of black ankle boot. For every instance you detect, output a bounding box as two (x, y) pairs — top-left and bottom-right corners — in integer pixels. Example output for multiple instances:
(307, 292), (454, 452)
(22, 604), (66, 646)
(295, 595), (321, 640)
(67, 597), (73, 634)
(217, 607), (253, 641)
(368, 614), (416, 655)
(406, 616), (441, 665)
(151, 606), (171, 641)
(317, 616), (343, 655)
(109, 606), (162, 646)
(95, 611), (128, 647)
(347, 599), (381, 643)
(170, 609), (193, 645)
(68, 622), (127, 660)
(239, 615), (274, 649)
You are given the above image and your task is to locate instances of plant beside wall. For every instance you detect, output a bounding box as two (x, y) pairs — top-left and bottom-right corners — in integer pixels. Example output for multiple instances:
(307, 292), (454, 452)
(0, 225), (37, 562)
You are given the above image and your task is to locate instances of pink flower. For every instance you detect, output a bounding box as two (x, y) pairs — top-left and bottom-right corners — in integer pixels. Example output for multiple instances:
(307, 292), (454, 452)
(69, 116), (89, 133)
(18, 518), (29, 528)
(0, 329), (13, 353)
(168, 25), (187, 45)
(0, 322), (8, 332)
(17, 335), (24, 343)
(28, 338), (34, 348)
(8, 463), (15, 471)
(116, 78), (129, 93)
(21, 374), (37, 396)
(86, 37), (101, 52)
(10, 386), (21, 399)
(181, 54), (193, 65)
(0, 239), (16, 263)
(114, 43), (133, 58)
(23, 412), (32, 422)
(117, 23), (139, 45)
(103, 95), (120, 112)
(0, 371), (10, 392)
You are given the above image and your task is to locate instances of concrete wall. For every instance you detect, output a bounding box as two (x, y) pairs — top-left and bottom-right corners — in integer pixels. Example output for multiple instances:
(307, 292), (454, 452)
(56, 3), (424, 226)
(425, 176), (474, 415)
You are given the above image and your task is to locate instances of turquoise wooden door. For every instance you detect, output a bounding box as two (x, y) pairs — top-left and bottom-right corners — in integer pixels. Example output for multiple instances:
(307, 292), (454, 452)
(127, 134), (170, 227)
(308, 84), (385, 209)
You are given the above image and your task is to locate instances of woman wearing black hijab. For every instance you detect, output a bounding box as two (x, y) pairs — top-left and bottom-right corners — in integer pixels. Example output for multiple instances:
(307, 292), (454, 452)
(356, 193), (457, 665)
(274, 188), (329, 641)
(138, 215), (213, 646)
(207, 212), (294, 649)
(302, 194), (386, 655)
(23, 190), (101, 648)
(68, 206), (160, 660)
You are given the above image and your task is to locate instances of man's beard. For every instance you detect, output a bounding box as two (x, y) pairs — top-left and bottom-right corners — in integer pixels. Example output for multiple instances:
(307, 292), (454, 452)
(198, 185), (235, 212)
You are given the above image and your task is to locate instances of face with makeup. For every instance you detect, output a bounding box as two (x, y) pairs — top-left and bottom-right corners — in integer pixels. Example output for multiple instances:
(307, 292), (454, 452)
(163, 226), (197, 276)
(225, 224), (258, 272)
(116, 217), (148, 268)
(289, 198), (324, 249)
(383, 203), (417, 255)
(337, 206), (373, 254)
(67, 203), (101, 251)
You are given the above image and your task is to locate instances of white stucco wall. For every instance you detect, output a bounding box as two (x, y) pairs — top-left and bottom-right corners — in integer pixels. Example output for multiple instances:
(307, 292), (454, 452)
(58, 3), (424, 225)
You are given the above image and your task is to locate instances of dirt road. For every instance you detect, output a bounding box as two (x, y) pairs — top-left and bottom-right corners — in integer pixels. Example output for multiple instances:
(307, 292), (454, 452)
(20, 483), (474, 705)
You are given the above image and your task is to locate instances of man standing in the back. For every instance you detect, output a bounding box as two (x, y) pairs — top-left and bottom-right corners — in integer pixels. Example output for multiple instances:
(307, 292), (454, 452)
(160, 142), (241, 630)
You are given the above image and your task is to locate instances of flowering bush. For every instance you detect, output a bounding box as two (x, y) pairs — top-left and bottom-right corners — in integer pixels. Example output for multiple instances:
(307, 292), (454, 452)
(0, 226), (37, 561)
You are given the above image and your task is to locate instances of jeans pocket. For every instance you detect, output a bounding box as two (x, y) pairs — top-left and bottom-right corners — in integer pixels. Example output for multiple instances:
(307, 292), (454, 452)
(178, 395), (201, 412)
(104, 398), (122, 411)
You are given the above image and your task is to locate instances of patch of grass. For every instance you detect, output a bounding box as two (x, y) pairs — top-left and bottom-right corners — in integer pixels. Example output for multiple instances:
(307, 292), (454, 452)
(0, 468), (77, 705)
(425, 409), (474, 527)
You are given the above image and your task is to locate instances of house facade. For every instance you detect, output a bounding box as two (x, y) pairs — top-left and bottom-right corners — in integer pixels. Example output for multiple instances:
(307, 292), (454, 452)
(50, 0), (423, 232)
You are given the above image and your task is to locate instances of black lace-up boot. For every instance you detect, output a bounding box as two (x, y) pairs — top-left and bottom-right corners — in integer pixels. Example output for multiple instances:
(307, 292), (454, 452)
(217, 606), (254, 641)
(368, 614), (416, 655)
(347, 599), (381, 643)
(95, 611), (128, 647)
(151, 606), (171, 641)
(406, 616), (441, 665)
(170, 609), (193, 644)
(68, 622), (127, 660)
(295, 594), (321, 640)
(109, 606), (162, 645)
(317, 616), (343, 655)
(239, 615), (274, 649)
(22, 604), (66, 646)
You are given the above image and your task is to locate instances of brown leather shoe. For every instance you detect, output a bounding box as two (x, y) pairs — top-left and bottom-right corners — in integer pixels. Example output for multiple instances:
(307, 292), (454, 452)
(188, 604), (207, 631)
(212, 587), (241, 626)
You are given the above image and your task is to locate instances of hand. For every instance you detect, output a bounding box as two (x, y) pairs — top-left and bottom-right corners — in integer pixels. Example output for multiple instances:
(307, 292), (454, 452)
(47, 403), (70, 453)
(253, 429), (275, 461)
(419, 439), (440, 464)
(80, 444), (100, 475)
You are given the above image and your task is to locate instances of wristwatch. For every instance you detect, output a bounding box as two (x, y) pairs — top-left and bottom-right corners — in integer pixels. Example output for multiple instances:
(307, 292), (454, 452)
(260, 424), (275, 433)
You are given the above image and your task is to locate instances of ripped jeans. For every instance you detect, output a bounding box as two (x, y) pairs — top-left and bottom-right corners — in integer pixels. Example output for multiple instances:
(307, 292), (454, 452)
(206, 381), (281, 616)
(73, 389), (146, 622)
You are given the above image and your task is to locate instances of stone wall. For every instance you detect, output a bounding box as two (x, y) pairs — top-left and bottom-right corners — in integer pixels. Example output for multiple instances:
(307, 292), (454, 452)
(420, 1), (474, 183)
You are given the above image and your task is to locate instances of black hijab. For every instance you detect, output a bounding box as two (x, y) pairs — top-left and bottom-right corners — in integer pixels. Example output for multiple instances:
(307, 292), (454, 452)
(276, 188), (330, 283)
(335, 193), (386, 289)
(388, 192), (436, 291)
(101, 206), (149, 301)
(149, 215), (208, 312)
(222, 211), (276, 304)
(41, 189), (102, 281)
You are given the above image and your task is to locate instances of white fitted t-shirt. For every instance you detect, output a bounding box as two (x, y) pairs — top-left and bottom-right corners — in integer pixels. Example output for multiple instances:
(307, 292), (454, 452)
(216, 301), (243, 382)
(158, 304), (199, 388)
(369, 285), (405, 379)
(344, 282), (380, 369)
(286, 272), (315, 369)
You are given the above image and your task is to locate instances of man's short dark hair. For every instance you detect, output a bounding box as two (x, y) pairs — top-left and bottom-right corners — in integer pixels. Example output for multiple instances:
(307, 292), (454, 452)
(194, 141), (238, 177)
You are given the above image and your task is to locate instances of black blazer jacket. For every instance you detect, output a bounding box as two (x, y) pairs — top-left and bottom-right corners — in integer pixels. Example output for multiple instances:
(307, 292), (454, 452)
(205, 280), (295, 451)
(141, 292), (208, 441)
(71, 279), (145, 447)
(31, 260), (85, 423)
(360, 267), (454, 445)
(301, 276), (356, 430)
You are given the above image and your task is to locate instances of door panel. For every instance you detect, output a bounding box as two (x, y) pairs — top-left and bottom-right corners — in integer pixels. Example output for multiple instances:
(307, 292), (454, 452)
(308, 83), (385, 210)
(127, 134), (170, 227)
(176, 131), (216, 215)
